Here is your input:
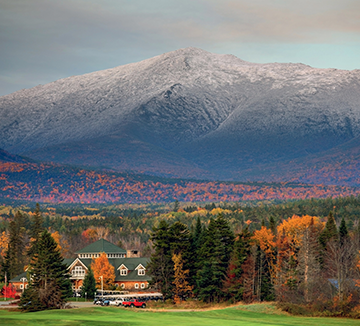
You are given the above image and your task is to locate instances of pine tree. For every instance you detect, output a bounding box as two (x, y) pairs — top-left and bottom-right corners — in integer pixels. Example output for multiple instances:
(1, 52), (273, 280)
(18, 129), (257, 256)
(339, 217), (349, 246)
(147, 220), (174, 299)
(225, 226), (254, 302)
(81, 267), (96, 299)
(190, 216), (203, 289)
(173, 200), (180, 212)
(319, 212), (338, 268)
(20, 230), (72, 311)
(319, 212), (337, 247)
(196, 215), (234, 302)
(196, 226), (226, 303)
(27, 203), (44, 258)
(170, 222), (191, 256)
(3, 211), (27, 280)
(269, 216), (277, 235)
(213, 214), (234, 273)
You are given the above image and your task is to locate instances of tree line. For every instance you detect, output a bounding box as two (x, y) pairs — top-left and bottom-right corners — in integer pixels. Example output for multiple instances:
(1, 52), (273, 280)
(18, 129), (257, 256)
(148, 213), (360, 315)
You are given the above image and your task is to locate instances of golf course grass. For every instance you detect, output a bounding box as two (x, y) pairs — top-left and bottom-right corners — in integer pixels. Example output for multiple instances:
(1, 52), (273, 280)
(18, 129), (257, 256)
(0, 304), (359, 326)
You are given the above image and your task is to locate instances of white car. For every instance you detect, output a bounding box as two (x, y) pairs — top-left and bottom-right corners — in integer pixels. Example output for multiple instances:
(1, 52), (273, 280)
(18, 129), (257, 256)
(109, 299), (124, 307)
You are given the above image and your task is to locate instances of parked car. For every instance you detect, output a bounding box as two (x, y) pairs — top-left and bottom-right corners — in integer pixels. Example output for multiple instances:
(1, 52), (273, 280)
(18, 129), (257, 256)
(109, 298), (124, 307)
(101, 299), (110, 306)
(94, 298), (103, 305)
(122, 299), (146, 308)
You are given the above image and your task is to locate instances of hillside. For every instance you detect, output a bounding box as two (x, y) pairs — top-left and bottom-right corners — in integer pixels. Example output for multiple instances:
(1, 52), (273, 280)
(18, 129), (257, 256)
(1, 162), (359, 204)
(0, 148), (29, 163)
(1, 47), (360, 183)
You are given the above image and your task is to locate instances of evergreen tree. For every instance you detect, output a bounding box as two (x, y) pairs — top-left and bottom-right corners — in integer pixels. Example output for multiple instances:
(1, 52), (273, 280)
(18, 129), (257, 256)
(255, 244), (274, 301)
(20, 230), (72, 311)
(147, 220), (174, 299)
(170, 222), (191, 256)
(192, 216), (203, 251)
(339, 217), (349, 246)
(190, 216), (203, 288)
(27, 203), (44, 258)
(3, 211), (27, 280)
(173, 200), (180, 212)
(81, 267), (96, 299)
(225, 226), (254, 302)
(269, 216), (277, 235)
(196, 231), (225, 303)
(196, 215), (234, 301)
(213, 214), (235, 272)
(319, 212), (338, 247)
(319, 212), (338, 268)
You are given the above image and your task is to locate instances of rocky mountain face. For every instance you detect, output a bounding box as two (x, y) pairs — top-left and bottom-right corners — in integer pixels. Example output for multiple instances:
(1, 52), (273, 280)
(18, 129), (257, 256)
(1, 47), (360, 183)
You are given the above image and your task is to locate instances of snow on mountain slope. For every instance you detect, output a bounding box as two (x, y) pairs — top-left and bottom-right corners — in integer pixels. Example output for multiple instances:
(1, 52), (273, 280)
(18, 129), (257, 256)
(1, 47), (360, 181)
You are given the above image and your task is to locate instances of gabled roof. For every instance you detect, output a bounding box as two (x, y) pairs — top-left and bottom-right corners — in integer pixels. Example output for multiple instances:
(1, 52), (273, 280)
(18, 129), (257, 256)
(67, 258), (89, 271)
(9, 271), (28, 283)
(75, 238), (126, 254)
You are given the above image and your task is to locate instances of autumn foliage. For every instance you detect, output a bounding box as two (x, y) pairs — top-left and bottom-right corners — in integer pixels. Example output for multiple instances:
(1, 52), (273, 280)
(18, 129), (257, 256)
(172, 253), (193, 303)
(1, 284), (17, 299)
(90, 253), (115, 290)
(2, 162), (360, 204)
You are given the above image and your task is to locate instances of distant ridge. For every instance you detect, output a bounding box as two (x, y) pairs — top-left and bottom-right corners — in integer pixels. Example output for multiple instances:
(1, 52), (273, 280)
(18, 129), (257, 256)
(0, 148), (29, 163)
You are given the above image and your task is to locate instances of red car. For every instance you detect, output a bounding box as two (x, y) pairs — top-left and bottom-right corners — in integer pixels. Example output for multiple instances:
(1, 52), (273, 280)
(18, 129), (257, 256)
(122, 299), (146, 308)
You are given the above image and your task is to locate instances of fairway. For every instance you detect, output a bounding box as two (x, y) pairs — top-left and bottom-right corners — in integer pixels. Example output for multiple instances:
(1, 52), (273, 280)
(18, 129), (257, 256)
(0, 305), (359, 326)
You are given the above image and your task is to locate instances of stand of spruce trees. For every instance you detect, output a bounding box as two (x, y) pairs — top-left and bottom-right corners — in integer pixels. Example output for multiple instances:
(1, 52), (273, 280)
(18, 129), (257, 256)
(148, 212), (360, 315)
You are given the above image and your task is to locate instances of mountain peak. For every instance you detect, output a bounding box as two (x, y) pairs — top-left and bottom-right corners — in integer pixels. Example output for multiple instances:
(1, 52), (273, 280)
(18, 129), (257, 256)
(1, 48), (360, 184)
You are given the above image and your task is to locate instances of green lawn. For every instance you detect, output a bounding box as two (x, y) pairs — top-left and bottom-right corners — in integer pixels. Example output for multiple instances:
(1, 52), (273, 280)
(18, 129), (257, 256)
(0, 305), (359, 326)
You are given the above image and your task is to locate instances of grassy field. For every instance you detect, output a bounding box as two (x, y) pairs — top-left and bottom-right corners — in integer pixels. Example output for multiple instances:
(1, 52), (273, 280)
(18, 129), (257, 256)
(0, 304), (359, 326)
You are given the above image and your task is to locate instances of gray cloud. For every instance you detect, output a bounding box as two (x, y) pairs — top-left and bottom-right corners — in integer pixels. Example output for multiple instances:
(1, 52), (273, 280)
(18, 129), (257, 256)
(0, 0), (359, 96)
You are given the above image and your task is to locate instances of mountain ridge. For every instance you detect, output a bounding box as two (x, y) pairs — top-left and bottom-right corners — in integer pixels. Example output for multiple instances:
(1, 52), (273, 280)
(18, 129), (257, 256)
(1, 47), (360, 184)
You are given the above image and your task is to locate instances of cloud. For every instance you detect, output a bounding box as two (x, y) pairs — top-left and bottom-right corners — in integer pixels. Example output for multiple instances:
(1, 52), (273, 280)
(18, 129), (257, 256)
(0, 0), (359, 95)
(207, 0), (360, 43)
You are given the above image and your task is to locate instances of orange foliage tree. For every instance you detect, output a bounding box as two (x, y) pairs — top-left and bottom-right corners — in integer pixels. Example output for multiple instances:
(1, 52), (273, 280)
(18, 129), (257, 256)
(51, 231), (71, 258)
(82, 228), (98, 243)
(91, 253), (115, 290)
(277, 215), (324, 248)
(252, 226), (275, 254)
(172, 253), (193, 303)
(0, 231), (9, 258)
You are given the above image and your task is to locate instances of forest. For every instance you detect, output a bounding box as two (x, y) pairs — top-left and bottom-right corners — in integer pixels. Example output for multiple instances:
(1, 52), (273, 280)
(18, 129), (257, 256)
(2, 195), (360, 259)
(2, 161), (360, 204)
(1, 196), (360, 315)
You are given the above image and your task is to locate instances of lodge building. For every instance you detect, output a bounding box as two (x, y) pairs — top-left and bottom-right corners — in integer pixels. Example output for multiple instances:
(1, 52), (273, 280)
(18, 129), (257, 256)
(10, 239), (151, 292)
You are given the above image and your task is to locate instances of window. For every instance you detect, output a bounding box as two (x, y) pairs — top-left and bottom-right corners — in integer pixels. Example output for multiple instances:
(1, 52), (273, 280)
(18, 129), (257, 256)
(138, 269), (145, 276)
(120, 269), (127, 276)
(140, 283), (145, 289)
(20, 284), (24, 289)
(115, 283), (119, 288)
(25, 284), (28, 289)
(72, 266), (85, 276)
(121, 284), (125, 289)
(134, 283), (139, 289)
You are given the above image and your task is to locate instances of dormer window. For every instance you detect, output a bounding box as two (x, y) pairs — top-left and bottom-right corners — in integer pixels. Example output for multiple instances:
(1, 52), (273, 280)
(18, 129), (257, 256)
(138, 269), (145, 276)
(120, 269), (128, 276)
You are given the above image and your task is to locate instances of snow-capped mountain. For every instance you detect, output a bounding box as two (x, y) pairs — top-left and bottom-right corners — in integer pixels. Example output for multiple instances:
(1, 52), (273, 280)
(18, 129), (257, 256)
(1, 47), (360, 181)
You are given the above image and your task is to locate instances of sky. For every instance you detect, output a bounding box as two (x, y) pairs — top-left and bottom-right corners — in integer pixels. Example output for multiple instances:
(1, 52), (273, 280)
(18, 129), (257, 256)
(1, 0), (360, 96)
